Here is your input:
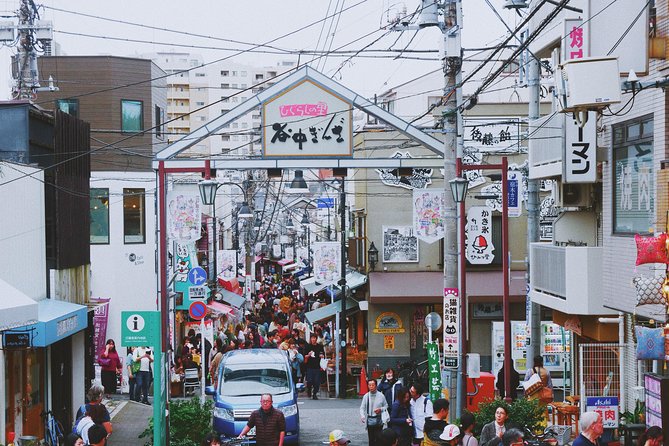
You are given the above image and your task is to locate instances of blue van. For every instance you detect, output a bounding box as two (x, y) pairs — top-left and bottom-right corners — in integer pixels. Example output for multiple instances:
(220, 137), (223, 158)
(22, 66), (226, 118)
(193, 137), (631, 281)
(206, 348), (300, 444)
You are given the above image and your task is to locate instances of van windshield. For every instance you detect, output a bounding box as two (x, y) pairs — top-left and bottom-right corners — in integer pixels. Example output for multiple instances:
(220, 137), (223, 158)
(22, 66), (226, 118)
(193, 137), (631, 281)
(220, 362), (291, 396)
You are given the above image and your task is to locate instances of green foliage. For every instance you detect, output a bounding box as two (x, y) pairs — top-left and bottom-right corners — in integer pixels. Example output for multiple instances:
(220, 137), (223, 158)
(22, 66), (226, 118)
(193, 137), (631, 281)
(139, 398), (214, 446)
(473, 398), (545, 438)
(620, 400), (645, 425)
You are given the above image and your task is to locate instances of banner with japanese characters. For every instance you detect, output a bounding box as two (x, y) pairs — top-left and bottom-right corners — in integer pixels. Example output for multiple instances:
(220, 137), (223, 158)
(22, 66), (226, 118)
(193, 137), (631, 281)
(285, 246), (294, 261)
(413, 190), (445, 244)
(216, 250), (237, 280)
(262, 79), (352, 158)
(443, 288), (459, 369)
(312, 242), (341, 283)
(167, 192), (201, 242)
(427, 342), (442, 400)
(297, 247), (309, 264)
(565, 111), (597, 183)
(465, 206), (495, 265)
(563, 18), (587, 61)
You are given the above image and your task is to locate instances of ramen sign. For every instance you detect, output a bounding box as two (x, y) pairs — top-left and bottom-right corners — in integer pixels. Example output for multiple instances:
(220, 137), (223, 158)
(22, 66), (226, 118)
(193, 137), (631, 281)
(262, 80), (353, 158)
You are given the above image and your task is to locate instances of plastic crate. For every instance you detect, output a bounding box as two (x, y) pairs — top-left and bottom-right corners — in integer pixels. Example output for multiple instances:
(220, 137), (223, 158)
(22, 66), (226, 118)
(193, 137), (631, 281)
(551, 425), (572, 446)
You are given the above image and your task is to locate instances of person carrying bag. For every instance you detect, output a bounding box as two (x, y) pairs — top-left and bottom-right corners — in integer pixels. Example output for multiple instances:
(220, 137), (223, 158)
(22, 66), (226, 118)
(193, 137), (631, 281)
(360, 378), (388, 446)
(523, 356), (553, 404)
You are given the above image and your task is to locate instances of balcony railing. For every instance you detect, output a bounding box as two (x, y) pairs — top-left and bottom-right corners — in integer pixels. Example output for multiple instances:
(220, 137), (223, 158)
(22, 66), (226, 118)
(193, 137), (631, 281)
(528, 113), (564, 179)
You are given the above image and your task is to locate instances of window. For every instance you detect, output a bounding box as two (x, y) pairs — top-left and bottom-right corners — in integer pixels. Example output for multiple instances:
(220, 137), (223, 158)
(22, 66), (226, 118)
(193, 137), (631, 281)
(232, 97), (238, 103)
(90, 188), (109, 244)
(255, 74), (264, 81)
(123, 188), (145, 244)
(195, 72), (205, 77)
(221, 109), (230, 114)
(232, 83), (238, 89)
(155, 105), (163, 138)
(232, 123), (239, 129)
(121, 100), (143, 132)
(232, 71), (238, 76)
(241, 83), (248, 89)
(221, 70), (229, 76)
(221, 135), (230, 141)
(232, 135), (239, 141)
(221, 83), (229, 89)
(56, 99), (79, 119)
(241, 71), (247, 76)
(196, 101), (205, 106)
(613, 115), (654, 234)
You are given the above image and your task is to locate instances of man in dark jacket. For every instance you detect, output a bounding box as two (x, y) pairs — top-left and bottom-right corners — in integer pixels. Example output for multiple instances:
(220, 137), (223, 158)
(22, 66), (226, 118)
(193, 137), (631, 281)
(303, 333), (325, 399)
(239, 394), (286, 446)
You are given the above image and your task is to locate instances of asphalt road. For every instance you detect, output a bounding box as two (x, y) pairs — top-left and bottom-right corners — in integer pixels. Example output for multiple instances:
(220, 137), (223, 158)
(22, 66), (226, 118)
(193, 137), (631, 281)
(297, 395), (368, 446)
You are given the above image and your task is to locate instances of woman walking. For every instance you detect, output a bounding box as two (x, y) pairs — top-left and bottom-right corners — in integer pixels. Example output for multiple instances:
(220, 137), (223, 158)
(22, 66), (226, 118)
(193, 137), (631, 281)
(99, 339), (122, 398)
(389, 387), (413, 446)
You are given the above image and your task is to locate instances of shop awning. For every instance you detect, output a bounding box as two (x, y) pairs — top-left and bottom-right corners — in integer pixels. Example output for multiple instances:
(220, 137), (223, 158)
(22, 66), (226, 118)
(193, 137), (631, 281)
(0, 279), (38, 332)
(369, 272), (442, 303)
(208, 301), (234, 315)
(4, 298), (87, 347)
(220, 289), (245, 309)
(277, 259), (293, 266)
(346, 271), (367, 290)
(300, 277), (316, 287)
(282, 262), (299, 272)
(219, 277), (244, 295)
(293, 266), (311, 278)
(305, 298), (359, 325)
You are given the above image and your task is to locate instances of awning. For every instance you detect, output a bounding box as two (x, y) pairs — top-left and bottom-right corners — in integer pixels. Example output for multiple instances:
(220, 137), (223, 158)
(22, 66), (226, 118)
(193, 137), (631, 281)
(220, 289), (245, 309)
(293, 267), (311, 278)
(305, 280), (337, 296)
(208, 301), (234, 315)
(300, 277), (316, 287)
(346, 271), (367, 291)
(3, 298), (87, 347)
(277, 259), (293, 266)
(0, 279), (38, 332)
(219, 277), (244, 295)
(282, 262), (299, 272)
(305, 298), (359, 325)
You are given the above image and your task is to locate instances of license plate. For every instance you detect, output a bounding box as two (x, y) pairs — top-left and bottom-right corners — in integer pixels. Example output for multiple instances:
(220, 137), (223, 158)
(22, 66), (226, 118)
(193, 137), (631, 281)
(248, 427), (256, 437)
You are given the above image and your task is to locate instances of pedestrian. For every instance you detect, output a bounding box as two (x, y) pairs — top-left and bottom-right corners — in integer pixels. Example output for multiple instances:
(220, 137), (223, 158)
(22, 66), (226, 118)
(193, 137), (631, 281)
(439, 425), (462, 446)
(126, 347), (139, 402)
(238, 393), (286, 446)
(326, 429), (351, 446)
(75, 384), (112, 436)
(389, 387), (413, 446)
(202, 432), (221, 446)
(378, 428), (399, 446)
(133, 345), (154, 404)
(360, 378), (389, 446)
(501, 429), (524, 446)
(75, 404), (108, 445)
(378, 368), (403, 408)
(638, 426), (663, 446)
(209, 338), (224, 389)
(64, 433), (84, 446)
(573, 412), (604, 446)
(496, 363), (520, 400)
(99, 339), (122, 398)
(524, 356), (553, 404)
(304, 333), (325, 399)
(409, 383), (432, 446)
(480, 405), (509, 446)
(422, 398), (450, 446)
(87, 424), (109, 446)
(460, 411), (479, 446)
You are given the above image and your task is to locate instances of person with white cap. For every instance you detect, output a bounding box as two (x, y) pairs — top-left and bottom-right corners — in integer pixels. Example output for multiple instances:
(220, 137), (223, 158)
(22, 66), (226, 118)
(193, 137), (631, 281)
(439, 425), (462, 446)
(324, 429), (351, 445)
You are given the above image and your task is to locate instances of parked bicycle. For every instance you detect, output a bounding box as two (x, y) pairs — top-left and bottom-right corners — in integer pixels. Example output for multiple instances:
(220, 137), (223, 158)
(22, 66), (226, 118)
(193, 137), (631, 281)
(40, 409), (65, 446)
(397, 357), (429, 390)
(523, 425), (561, 446)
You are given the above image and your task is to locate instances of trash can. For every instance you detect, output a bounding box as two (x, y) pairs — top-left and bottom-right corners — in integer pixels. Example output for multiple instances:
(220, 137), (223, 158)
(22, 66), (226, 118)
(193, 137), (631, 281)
(466, 372), (495, 412)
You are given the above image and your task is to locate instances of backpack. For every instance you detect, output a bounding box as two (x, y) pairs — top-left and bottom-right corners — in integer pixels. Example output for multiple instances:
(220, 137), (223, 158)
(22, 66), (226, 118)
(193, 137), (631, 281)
(72, 404), (87, 433)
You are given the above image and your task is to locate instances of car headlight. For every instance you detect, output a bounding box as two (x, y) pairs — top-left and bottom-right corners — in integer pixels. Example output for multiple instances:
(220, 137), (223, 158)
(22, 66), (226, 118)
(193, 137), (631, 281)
(213, 407), (234, 421)
(279, 404), (298, 417)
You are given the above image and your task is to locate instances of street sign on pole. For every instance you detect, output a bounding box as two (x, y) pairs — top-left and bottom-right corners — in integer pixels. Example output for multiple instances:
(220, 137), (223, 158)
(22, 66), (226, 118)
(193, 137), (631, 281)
(427, 343), (442, 401)
(189, 285), (208, 300)
(443, 288), (459, 369)
(189, 301), (207, 320)
(121, 311), (160, 347)
(425, 311), (442, 344)
(188, 266), (207, 286)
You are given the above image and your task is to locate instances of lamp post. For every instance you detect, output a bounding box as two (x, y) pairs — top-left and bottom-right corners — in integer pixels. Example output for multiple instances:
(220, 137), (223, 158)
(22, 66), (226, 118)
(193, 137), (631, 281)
(450, 157), (512, 408)
(301, 212), (311, 273)
(368, 242), (379, 271)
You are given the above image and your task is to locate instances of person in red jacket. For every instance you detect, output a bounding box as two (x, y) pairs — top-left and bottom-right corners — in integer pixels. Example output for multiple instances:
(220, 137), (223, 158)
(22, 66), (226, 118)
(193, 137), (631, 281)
(99, 339), (122, 397)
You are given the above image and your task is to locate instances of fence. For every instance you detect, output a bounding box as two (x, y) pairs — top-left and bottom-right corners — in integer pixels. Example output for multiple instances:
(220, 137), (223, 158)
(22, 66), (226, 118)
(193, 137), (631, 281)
(578, 343), (635, 413)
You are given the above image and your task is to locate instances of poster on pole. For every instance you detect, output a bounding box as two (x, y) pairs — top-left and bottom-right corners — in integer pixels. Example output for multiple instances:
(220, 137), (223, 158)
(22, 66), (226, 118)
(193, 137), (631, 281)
(443, 288), (459, 369)
(465, 206), (495, 265)
(217, 250), (237, 280)
(383, 226), (419, 263)
(413, 190), (445, 244)
(167, 192), (201, 242)
(312, 242), (341, 282)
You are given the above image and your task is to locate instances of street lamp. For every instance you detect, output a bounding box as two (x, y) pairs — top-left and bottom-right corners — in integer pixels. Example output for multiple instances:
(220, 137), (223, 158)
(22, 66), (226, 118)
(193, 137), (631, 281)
(288, 170), (310, 194)
(286, 217), (295, 231)
(301, 212), (311, 273)
(449, 177), (469, 204)
(368, 242), (379, 271)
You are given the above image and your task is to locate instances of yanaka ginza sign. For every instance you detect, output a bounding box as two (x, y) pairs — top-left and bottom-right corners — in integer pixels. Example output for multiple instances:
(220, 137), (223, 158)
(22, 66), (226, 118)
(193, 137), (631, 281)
(262, 79), (353, 158)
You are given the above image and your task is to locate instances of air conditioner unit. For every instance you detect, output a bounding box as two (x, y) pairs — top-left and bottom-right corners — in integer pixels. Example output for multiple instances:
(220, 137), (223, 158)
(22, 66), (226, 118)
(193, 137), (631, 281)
(557, 182), (593, 208)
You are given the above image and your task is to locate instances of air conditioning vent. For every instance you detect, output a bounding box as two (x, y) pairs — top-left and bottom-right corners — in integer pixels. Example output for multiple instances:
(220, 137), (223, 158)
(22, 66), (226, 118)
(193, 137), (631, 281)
(558, 182), (592, 208)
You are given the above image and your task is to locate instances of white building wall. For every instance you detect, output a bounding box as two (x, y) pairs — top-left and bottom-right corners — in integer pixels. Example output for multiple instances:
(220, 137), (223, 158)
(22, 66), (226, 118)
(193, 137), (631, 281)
(0, 161), (46, 300)
(89, 172), (158, 351)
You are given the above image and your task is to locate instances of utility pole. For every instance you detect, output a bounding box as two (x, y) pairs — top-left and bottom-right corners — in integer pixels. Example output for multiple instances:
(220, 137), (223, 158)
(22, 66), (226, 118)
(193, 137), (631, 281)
(338, 175), (347, 398)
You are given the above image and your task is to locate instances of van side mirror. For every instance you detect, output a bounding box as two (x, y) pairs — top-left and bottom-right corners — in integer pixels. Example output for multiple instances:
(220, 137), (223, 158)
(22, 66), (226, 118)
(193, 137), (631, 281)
(205, 385), (216, 396)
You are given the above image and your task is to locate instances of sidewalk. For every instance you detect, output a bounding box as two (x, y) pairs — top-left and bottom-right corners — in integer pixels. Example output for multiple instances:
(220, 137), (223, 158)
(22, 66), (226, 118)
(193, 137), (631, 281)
(105, 397), (153, 446)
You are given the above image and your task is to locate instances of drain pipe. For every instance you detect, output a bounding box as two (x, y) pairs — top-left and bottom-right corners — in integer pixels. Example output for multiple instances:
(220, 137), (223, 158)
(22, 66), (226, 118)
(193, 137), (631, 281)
(597, 313), (625, 412)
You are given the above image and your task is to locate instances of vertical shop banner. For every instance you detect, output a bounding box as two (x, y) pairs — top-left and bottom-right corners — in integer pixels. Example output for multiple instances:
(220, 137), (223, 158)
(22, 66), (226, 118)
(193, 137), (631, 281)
(175, 243), (198, 309)
(586, 397), (619, 428)
(297, 247), (309, 264)
(465, 206), (495, 264)
(443, 288), (459, 368)
(413, 190), (445, 243)
(507, 171), (521, 217)
(217, 250), (237, 280)
(312, 242), (341, 282)
(285, 246), (294, 261)
(91, 297), (110, 361)
(565, 111), (597, 183)
(166, 192), (201, 242)
(272, 244), (282, 258)
(427, 342), (442, 401)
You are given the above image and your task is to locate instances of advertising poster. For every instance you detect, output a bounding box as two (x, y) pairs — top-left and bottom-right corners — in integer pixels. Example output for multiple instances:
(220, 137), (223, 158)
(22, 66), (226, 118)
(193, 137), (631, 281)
(413, 190), (445, 244)
(166, 192), (201, 242)
(465, 206), (495, 264)
(216, 250), (237, 280)
(312, 242), (341, 282)
(383, 226), (419, 263)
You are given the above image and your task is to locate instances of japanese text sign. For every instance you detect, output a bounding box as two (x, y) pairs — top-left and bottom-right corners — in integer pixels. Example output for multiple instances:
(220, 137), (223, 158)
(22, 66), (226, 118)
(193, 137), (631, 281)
(563, 19), (587, 61)
(465, 206), (495, 264)
(121, 311), (160, 347)
(565, 111), (596, 183)
(427, 342), (442, 401)
(263, 80), (352, 158)
(586, 397), (619, 428)
(443, 287), (459, 368)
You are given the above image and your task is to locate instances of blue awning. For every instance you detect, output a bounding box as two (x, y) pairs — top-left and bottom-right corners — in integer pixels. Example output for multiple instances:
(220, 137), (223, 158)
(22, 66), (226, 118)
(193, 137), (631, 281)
(4, 299), (87, 347)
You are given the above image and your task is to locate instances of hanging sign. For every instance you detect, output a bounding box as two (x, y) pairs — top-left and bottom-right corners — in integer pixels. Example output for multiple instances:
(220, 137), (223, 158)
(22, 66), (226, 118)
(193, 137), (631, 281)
(217, 250), (237, 280)
(373, 312), (405, 334)
(427, 342), (442, 401)
(272, 244), (282, 258)
(285, 246), (294, 261)
(443, 287), (459, 368)
(376, 152), (433, 190)
(413, 190), (445, 244)
(586, 397), (619, 428)
(262, 79), (352, 158)
(166, 192), (201, 242)
(564, 111), (597, 183)
(312, 242), (341, 283)
(507, 170), (521, 217)
(563, 18), (587, 61)
(465, 206), (495, 264)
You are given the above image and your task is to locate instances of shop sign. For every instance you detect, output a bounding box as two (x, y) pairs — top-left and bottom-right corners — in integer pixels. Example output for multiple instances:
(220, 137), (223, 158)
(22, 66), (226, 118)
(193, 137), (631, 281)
(507, 171), (521, 217)
(586, 397), (619, 428)
(465, 206), (495, 264)
(443, 287), (459, 368)
(217, 250), (237, 280)
(373, 312), (405, 334)
(427, 342), (442, 401)
(262, 79), (353, 158)
(3, 332), (31, 348)
(565, 111), (596, 183)
(313, 242), (341, 282)
(384, 335), (395, 350)
(563, 18), (587, 61)
(376, 151), (433, 190)
(121, 311), (160, 347)
(472, 303), (503, 319)
(91, 297), (110, 359)
(464, 117), (520, 153)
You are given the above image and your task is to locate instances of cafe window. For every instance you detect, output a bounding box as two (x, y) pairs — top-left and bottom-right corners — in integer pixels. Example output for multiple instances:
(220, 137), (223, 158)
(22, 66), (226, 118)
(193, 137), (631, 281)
(124, 188), (145, 244)
(612, 115), (654, 234)
(90, 188), (109, 244)
(121, 100), (143, 133)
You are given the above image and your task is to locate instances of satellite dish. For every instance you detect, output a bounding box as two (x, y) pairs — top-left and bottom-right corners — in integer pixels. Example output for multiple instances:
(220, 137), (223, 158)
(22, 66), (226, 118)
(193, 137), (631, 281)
(425, 312), (442, 331)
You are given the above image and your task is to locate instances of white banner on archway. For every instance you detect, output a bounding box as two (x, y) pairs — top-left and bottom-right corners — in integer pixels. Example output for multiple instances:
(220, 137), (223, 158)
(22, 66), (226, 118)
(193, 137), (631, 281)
(413, 190), (445, 244)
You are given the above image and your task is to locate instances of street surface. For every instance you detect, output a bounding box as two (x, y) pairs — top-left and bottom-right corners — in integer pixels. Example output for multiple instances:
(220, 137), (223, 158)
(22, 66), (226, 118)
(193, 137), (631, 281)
(297, 395), (367, 445)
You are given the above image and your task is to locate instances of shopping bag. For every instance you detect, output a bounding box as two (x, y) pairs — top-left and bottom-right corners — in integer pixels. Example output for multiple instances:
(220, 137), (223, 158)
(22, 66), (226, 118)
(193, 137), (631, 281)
(523, 372), (543, 396)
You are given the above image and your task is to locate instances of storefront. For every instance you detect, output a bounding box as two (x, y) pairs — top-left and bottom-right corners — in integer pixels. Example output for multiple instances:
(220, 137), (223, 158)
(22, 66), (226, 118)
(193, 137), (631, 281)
(1, 298), (87, 443)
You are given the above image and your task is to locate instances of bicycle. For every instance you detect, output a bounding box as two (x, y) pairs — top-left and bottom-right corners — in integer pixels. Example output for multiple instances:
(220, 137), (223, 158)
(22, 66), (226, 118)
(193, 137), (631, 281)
(40, 409), (65, 446)
(523, 425), (563, 446)
(397, 357), (429, 390)
(219, 437), (250, 446)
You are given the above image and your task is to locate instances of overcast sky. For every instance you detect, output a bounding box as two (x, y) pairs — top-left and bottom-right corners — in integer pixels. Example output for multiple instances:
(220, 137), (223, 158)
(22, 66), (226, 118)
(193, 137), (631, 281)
(0, 0), (521, 101)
